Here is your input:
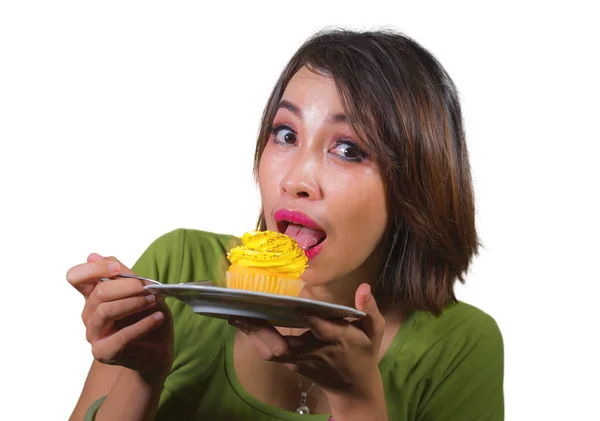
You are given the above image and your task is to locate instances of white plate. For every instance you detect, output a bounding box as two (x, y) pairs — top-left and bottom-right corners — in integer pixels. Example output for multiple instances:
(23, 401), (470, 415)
(144, 284), (366, 328)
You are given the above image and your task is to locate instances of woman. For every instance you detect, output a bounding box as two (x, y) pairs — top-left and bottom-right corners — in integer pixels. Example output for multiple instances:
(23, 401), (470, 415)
(67, 29), (504, 421)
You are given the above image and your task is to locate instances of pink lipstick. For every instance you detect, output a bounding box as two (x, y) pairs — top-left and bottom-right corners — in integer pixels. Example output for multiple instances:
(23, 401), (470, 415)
(274, 209), (327, 260)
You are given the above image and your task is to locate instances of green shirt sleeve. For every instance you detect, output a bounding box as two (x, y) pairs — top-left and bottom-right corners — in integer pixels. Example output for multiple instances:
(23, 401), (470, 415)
(416, 308), (504, 420)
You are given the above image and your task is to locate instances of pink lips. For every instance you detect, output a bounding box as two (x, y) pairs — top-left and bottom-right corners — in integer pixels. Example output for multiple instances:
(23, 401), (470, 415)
(303, 238), (326, 260)
(274, 209), (323, 231)
(273, 209), (326, 260)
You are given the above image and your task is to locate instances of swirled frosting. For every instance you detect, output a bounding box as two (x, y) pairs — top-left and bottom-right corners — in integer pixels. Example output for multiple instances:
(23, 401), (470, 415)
(227, 230), (308, 278)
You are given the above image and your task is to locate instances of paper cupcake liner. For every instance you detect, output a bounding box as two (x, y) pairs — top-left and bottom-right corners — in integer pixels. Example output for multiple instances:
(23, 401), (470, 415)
(225, 269), (304, 297)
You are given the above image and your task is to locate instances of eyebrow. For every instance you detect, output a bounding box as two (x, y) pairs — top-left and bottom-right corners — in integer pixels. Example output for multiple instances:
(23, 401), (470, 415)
(278, 99), (348, 124)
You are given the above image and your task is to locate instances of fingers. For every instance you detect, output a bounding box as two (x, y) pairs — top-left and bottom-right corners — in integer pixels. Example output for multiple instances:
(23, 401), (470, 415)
(67, 259), (118, 296)
(292, 284), (384, 344)
(91, 311), (165, 364)
(231, 285), (386, 366)
(230, 317), (335, 364)
(101, 255), (133, 275)
(354, 283), (385, 342)
(88, 277), (149, 304)
(271, 331), (328, 363)
(87, 253), (103, 263)
(82, 278), (152, 325)
(67, 253), (135, 298)
(229, 318), (291, 361)
(86, 295), (157, 342)
(301, 316), (351, 343)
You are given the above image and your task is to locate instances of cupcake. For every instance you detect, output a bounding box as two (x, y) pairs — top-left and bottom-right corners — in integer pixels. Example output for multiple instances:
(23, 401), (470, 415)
(226, 230), (308, 296)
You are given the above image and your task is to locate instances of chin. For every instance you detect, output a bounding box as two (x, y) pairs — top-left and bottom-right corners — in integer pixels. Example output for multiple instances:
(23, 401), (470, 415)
(299, 261), (338, 287)
(298, 267), (321, 285)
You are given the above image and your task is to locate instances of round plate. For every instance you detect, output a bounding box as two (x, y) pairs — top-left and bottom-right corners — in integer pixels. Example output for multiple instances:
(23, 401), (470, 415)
(144, 284), (366, 328)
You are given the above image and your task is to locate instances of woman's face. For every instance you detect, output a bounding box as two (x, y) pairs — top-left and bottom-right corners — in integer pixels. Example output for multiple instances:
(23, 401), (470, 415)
(258, 66), (388, 292)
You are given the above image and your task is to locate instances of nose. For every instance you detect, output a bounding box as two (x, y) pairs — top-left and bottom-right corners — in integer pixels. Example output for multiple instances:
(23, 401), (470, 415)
(279, 150), (323, 200)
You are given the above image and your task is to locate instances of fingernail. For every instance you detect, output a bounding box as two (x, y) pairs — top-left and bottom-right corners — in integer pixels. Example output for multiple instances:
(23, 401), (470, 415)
(88, 253), (103, 262)
(365, 285), (372, 300)
(228, 318), (242, 327)
(145, 294), (156, 303)
(108, 263), (120, 273)
(153, 312), (164, 321)
(228, 318), (251, 331)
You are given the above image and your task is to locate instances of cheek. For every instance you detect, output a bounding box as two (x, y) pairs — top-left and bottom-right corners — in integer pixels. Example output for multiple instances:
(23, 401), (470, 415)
(258, 146), (281, 208)
(329, 173), (387, 245)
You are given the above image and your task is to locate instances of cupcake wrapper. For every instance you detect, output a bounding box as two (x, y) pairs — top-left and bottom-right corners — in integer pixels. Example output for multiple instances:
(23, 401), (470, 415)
(226, 270), (304, 297)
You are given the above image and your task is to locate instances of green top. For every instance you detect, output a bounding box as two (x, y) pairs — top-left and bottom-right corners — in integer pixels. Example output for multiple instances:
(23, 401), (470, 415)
(85, 229), (504, 421)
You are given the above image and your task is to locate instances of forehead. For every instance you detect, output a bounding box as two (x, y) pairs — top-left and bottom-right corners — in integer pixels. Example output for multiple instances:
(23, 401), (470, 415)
(282, 66), (345, 112)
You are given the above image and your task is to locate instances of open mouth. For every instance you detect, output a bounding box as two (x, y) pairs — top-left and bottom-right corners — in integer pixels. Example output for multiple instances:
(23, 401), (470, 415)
(276, 220), (327, 251)
(274, 209), (327, 256)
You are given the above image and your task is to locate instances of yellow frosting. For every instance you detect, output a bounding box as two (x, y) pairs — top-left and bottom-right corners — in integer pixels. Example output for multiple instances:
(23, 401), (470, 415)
(227, 230), (308, 278)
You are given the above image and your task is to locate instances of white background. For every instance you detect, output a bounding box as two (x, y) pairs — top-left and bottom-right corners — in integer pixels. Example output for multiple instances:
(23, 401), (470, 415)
(1, 1), (598, 420)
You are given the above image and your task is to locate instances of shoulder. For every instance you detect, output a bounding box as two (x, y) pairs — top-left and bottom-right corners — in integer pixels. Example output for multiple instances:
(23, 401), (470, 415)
(436, 301), (502, 341)
(411, 300), (501, 340)
(146, 228), (240, 254)
(132, 228), (241, 285)
(413, 301), (503, 365)
(390, 301), (504, 388)
(444, 301), (503, 353)
(400, 303), (504, 419)
(386, 301), (503, 374)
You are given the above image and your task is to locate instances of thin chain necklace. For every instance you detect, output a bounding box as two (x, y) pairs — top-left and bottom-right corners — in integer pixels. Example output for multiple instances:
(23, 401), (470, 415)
(295, 373), (316, 414)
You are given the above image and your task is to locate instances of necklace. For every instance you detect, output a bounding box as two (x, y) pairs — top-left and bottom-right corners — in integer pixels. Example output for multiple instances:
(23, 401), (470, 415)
(295, 374), (316, 415)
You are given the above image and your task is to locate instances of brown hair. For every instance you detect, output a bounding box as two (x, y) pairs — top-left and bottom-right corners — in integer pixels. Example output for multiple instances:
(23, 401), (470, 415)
(254, 28), (478, 315)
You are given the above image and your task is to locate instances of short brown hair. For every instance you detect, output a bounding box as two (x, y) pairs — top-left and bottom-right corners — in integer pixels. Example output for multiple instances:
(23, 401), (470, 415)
(254, 29), (478, 315)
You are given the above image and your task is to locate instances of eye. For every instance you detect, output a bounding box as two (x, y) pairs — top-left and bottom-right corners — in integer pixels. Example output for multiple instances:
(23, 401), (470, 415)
(331, 140), (366, 162)
(272, 125), (298, 145)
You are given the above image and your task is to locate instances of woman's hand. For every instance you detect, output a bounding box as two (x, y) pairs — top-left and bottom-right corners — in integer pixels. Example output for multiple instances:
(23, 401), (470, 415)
(229, 283), (388, 419)
(67, 253), (174, 380)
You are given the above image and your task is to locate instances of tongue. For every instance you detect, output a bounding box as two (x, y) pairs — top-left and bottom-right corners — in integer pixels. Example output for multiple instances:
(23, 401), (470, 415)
(284, 223), (325, 251)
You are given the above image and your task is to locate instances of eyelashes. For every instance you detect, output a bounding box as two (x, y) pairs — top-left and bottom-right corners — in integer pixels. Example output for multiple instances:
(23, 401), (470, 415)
(272, 124), (297, 145)
(270, 124), (368, 163)
(330, 140), (367, 162)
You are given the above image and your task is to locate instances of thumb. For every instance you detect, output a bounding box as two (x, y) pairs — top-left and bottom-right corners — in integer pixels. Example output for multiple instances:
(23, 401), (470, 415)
(87, 253), (103, 263)
(355, 283), (385, 342)
(90, 254), (135, 277)
(103, 255), (133, 274)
